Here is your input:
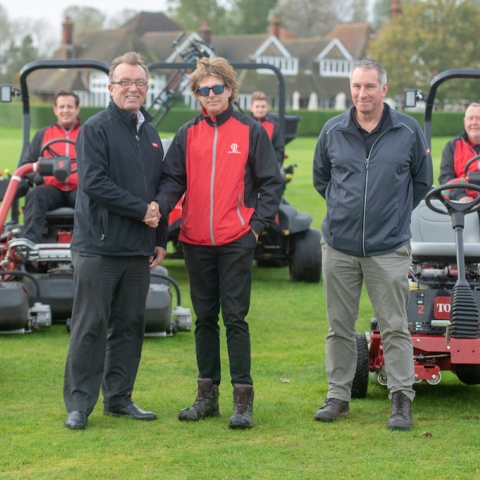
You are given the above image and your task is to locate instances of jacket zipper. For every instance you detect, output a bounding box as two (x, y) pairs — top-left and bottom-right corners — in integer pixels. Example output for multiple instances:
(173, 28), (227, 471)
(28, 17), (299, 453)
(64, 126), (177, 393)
(362, 129), (390, 256)
(209, 123), (218, 245)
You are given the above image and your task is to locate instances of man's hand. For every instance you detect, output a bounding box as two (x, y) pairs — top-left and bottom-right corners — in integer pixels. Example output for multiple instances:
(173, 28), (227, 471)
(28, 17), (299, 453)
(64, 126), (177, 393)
(143, 201), (161, 228)
(149, 246), (166, 269)
(251, 228), (259, 241)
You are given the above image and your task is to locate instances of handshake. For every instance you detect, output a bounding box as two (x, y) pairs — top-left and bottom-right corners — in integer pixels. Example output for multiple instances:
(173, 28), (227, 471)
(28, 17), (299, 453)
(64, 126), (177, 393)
(143, 201), (161, 228)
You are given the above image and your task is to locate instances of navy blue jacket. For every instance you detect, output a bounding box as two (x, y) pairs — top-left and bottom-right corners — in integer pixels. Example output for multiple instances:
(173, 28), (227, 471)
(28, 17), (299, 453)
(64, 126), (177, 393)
(313, 103), (433, 257)
(71, 101), (166, 256)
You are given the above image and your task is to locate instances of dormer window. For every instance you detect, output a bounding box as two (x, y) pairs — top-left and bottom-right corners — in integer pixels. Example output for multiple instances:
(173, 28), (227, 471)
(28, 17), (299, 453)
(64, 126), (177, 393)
(257, 56), (298, 76)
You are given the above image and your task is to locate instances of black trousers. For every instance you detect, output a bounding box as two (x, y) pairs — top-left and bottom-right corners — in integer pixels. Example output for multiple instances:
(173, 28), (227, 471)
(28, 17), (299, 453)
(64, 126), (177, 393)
(183, 230), (257, 386)
(23, 184), (76, 243)
(63, 251), (150, 415)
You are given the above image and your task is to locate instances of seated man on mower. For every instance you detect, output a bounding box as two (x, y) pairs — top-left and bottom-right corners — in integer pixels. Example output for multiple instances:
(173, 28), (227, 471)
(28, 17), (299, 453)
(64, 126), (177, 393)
(439, 102), (480, 202)
(19, 89), (81, 243)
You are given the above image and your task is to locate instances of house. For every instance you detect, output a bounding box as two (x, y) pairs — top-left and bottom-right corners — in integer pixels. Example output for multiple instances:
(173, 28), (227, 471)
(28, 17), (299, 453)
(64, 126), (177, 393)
(26, 12), (375, 113)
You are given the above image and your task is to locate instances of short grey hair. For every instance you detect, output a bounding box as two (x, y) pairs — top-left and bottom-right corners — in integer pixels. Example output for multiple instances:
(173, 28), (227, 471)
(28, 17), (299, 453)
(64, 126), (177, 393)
(465, 103), (480, 117)
(350, 58), (387, 88)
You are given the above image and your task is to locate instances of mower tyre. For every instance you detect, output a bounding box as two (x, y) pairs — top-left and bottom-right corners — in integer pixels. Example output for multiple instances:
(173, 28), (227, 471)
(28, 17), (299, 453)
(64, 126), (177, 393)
(289, 228), (321, 283)
(452, 364), (480, 385)
(351, 332), (369, 399)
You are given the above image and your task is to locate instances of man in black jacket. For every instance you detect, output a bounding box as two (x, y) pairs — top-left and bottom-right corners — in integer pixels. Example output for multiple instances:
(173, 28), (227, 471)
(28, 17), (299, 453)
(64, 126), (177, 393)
(313, 58), (432, 431)
(63, 52), (166, 430)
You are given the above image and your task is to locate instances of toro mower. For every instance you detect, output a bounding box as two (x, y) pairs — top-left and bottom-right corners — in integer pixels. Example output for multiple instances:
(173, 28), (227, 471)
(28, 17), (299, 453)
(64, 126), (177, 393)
(0, 59), (191, 336)
(145, 35), (321, 283)
(352, 69), (480, 398)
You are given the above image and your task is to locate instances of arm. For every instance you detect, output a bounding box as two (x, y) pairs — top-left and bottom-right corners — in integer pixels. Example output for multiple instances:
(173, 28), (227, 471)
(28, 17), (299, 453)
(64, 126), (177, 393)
(271, 122), (285, 166)
(248, 124), (284, 235)
(312, 128), (331, 199)
(411, 125), (434, 209)
(155, 131), (188, 217)
(439, 139), (468, 201)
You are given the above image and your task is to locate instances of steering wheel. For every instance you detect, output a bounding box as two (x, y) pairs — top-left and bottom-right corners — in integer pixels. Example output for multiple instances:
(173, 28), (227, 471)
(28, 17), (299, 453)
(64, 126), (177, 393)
(425, 183), (480, 215)
(39, 138), (76, 174)
(40, 138), (76, 158)
(463, 154), (480, 177)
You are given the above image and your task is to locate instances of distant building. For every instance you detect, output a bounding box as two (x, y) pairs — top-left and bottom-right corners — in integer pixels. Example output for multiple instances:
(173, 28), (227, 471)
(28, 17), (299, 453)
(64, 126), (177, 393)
(27, 12), (375, 113)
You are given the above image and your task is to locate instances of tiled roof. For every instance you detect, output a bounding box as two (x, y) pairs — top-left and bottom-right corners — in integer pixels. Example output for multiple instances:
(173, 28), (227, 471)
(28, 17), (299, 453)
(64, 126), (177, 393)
(121, 12), (183, 37)
(325, 22), (374, 59)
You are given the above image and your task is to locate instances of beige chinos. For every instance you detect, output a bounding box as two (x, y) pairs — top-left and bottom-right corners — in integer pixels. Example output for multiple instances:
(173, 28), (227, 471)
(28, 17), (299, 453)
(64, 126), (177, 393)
(321, 238), (415, 402)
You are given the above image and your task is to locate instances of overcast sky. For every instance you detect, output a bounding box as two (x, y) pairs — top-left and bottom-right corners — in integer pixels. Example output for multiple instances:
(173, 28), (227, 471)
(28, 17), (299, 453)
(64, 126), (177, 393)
(3, 1), (169, 24)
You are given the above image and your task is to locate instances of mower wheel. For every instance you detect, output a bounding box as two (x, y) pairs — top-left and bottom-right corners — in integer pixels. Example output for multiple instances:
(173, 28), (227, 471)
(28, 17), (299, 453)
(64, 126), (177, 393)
(453, 364), (480, 385)
(351, 332), (369, 398)
(289, 228), (321, 283)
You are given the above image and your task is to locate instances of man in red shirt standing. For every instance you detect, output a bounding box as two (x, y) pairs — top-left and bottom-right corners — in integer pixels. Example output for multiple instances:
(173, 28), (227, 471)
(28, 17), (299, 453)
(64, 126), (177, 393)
(20, 89), (81, 243)
(249, 90), (285, 166)
(157, 57), (283, 429)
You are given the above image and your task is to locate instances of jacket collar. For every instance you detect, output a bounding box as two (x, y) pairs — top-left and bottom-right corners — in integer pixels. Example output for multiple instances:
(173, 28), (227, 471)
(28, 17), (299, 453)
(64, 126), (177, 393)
(53, 118), (81, 131)
(341, 103), (402, 130)
(202, 103), (234, 127)
(108, 100), (153, 127)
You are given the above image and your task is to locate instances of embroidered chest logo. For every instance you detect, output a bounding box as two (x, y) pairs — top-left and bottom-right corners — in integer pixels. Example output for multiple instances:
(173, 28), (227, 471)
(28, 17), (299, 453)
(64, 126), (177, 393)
(152, 142), (159, 148)
(228, 143), (241, 154)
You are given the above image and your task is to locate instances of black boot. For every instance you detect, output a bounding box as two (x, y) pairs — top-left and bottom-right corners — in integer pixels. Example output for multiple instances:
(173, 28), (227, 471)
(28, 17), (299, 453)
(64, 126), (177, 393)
(387, 391), (412, 430)
(228, 384), (254, 429)
(178, 378), (220, 421)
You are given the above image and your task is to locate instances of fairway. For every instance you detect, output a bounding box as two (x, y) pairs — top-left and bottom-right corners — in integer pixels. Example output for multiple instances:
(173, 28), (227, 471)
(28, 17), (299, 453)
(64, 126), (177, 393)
(1, 127), (480, 479)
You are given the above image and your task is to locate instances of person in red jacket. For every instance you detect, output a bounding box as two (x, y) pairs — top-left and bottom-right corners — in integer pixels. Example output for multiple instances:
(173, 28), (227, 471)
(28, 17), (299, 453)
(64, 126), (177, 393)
(439, 102), (480, 202)
(249, 90), (285, 166)
(20, 89), (81, 243)
(157, 57), (284, 429)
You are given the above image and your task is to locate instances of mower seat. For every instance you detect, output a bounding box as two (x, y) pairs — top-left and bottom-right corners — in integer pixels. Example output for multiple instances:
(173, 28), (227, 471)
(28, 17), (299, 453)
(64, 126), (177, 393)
(410, 199), (480, 262)
(45, 207), (75, 220)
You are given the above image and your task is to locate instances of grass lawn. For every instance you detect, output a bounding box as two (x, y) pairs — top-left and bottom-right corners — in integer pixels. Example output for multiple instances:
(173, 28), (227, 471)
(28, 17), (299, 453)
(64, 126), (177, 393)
(1, 127), (480, 479)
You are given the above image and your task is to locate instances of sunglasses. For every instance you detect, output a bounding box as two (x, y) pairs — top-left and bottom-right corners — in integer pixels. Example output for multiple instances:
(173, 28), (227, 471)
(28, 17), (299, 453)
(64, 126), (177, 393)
(198, 85), (225, 97)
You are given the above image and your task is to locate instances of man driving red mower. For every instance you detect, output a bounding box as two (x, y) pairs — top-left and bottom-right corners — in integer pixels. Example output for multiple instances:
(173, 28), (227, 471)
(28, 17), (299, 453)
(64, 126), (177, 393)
(18, 89), (80, 244)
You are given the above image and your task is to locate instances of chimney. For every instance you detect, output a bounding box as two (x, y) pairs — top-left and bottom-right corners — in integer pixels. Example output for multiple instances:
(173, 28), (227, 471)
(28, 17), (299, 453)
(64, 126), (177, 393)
(198, 21), (212, 45)
(390, 0), (402, 19)
(61, 16), (74, 59)
(269, 14), (280, 38)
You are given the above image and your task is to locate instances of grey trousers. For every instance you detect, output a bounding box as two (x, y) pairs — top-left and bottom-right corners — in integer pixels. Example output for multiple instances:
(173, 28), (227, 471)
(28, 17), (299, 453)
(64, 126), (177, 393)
(63, 251), (150, 415)
(321, 239), (415, 402)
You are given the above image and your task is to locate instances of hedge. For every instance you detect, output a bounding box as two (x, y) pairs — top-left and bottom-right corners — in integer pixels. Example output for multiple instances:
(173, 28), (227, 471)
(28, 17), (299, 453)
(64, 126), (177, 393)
(0, 103), (466, 138)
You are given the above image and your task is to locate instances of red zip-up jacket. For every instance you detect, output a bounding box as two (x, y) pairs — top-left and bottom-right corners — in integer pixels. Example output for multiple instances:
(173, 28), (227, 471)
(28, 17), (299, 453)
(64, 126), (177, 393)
(20, 120), (81, 191)
(253, 115), (285, 166)
(157, 104), (284, 246)
(439, 132), (480, 200)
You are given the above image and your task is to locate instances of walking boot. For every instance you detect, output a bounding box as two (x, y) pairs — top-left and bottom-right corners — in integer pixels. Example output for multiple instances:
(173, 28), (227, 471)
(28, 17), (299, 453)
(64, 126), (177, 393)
(314, 398), (350, 422)
(178, 378), (220, 421)
(228, 384), (254, 429)
(387, 391), (412, 430)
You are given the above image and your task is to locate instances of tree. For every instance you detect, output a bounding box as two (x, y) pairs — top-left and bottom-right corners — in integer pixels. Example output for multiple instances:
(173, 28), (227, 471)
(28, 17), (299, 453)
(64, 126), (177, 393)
(230, 0), (278, 34)
(167, 0), (232, 35)
(0, 4), (11, 51)
(62, 6), (106, 36)
(276, 0), (368, 39)
(105, 9), (139, 29)
(368, 0), (480, 103)
(0, 35), (38, 84)
(276, 0), (338, 38)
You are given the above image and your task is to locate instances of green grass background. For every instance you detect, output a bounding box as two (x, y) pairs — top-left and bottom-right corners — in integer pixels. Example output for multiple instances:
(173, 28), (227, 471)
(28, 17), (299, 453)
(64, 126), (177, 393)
(1, 128), (480, 479)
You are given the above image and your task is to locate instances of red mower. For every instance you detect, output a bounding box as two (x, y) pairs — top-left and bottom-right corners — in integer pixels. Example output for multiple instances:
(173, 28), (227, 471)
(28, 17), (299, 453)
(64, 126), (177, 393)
(0, 59), (191, 336)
